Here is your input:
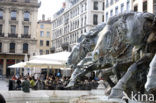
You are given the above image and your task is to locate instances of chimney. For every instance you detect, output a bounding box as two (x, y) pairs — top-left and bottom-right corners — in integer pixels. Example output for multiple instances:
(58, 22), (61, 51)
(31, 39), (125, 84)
(42, 14), (45, 21)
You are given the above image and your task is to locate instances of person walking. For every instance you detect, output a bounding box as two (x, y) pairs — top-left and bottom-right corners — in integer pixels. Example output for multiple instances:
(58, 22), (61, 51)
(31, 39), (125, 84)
(21, 77), (30, 93)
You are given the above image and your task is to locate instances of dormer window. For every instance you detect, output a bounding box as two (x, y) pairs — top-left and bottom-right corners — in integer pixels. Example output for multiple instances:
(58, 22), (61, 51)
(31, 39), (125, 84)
(24, 11), (30, 21)
(11, 10), (16, 20)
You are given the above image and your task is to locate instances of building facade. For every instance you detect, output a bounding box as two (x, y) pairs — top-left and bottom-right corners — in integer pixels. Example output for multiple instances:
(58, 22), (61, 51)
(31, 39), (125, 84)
(104, 0), (156, 23)
(132, 0), (156, 14)
(52, 0), (105, 52)
(0, 0), (40, 77)
(104, 0), (133, 22)
(37, 15), (52, 55)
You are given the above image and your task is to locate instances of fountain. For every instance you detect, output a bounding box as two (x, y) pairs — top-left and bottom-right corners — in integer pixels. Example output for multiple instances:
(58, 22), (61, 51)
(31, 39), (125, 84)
(66, 12), (156, 103)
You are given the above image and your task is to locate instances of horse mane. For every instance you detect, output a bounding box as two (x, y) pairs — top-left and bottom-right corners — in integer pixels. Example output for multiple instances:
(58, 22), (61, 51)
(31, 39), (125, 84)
(107, 12), (135, 25)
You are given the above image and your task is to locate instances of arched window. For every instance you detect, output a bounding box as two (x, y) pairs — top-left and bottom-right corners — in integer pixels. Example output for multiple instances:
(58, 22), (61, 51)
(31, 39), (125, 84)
(11, 10), (16, 20)
(23, 43), (28, 53)
(10, 43), (15, 53)
(24, 11), (30, 21)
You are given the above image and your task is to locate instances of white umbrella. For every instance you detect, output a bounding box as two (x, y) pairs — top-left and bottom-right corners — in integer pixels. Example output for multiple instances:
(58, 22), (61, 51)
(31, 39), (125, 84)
(26, 59), (67, 69)
(8, 62), (26, 68)
(31, 51), (70, 63)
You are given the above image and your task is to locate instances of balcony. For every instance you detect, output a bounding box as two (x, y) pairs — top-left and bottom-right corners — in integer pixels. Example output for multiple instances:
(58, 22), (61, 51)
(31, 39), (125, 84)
(11, 17), (16, 20)
(21, 34), (31, 38)
(23, 50), (28, 53)
(0, 33), (4, 37)
(9, 49), (15, 53)
(8, 33), (18, 38)
(24, 18), (29, 21)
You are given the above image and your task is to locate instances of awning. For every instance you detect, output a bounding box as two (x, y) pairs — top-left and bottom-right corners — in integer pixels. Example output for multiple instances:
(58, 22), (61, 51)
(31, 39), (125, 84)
(31, 51), (71, 63)
(8, 62), (26, 68)
(26, 59), (66, 69)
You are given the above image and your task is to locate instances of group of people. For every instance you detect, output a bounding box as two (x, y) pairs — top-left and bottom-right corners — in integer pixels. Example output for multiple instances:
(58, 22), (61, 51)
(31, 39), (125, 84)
(9, 73), (99, 92)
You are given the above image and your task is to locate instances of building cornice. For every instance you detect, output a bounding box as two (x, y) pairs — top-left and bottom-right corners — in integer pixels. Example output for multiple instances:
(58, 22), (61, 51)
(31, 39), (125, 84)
(0, 1), (41, 8)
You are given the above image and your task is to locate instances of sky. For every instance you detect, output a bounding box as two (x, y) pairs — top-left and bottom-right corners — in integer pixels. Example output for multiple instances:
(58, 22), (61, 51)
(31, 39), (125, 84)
(38, 0), (65, 20)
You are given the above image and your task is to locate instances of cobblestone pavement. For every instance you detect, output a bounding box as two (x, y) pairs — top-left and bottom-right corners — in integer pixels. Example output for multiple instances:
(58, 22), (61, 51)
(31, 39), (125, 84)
(0, 80), (8, 91)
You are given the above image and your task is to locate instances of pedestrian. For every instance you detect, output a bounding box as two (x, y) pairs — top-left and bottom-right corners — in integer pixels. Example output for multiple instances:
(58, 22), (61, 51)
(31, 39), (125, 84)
(21, 77), (30, 93)
(16, 78), (21, 90)
(0, 94), (6, 103)
(29, 77), (35, 89)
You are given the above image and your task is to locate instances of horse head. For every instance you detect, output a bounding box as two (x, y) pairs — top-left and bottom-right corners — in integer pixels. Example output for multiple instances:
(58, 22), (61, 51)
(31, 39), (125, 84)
(92, 12), (156, 61)
(66, 44), (81, 68)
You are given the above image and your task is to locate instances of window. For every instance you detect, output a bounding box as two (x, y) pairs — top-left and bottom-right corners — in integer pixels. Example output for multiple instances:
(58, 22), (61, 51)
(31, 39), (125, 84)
(143, 1), (147, 12)
(93, 1), (98, 10)
(0, 42), (2, 52)
(127, 0), (130, 12)
(40, 24), (44, 29)
(40, 31), (44, 37)
(11, 10), (16, 20)
(0, 9), (3, 19)
(106, 12), (109, 22)
(40, 40), (43, 46)
(134, 5), (138, 12)
(0, 25), (2, 33)
(115, 0), (119, 2)
(12, 0), (17, 2)
(154, 0), (156, 15)
(10, 43), (15, 53)
(110, 0), (114, 5)
(103, 2), (105, 10)
(106, 0), (109, 8)
(23, 43), (28, 53)
(46, 50), (49, 54)
(25, 0), (30, 3)
(110, 10), (113, 17)
(102, 15), (104, 22)
(121, 3), (124, 13)
(24, 11), (30, 21)
(11, 25), (16, 34)
(24, 26), (29, 35)
(40, 50), (43, 55)
(46, 41), (49, 46)
(47, 32), (50, 37)
(115, 6), (118, 15)
(93, 14), (98, 25)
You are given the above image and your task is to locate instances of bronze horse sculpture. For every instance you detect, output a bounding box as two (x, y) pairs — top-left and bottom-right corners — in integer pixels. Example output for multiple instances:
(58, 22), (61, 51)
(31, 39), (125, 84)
(92, 12), (156, 98)
(66, 22), (118, 88)
(66, 12), (156, 100)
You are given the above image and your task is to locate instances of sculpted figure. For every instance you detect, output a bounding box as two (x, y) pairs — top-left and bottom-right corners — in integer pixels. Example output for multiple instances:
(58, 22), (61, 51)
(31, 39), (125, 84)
(92, 12), (156, 98)
(66, 22), (107, 87)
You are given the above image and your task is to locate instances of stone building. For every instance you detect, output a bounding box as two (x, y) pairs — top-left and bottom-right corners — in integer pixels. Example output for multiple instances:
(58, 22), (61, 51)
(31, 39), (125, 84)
(104, 0), (133, 22)
(132, 0), (156, 14)
(0, 0), (40, 77)
(52, 0), (105, 52)
(37, 15), (52, 55)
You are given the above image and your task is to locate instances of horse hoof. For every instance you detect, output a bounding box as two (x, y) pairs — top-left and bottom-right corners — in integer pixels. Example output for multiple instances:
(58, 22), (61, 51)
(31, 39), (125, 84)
(66, 81), (75, 88)
(109, 87), (124, 99)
